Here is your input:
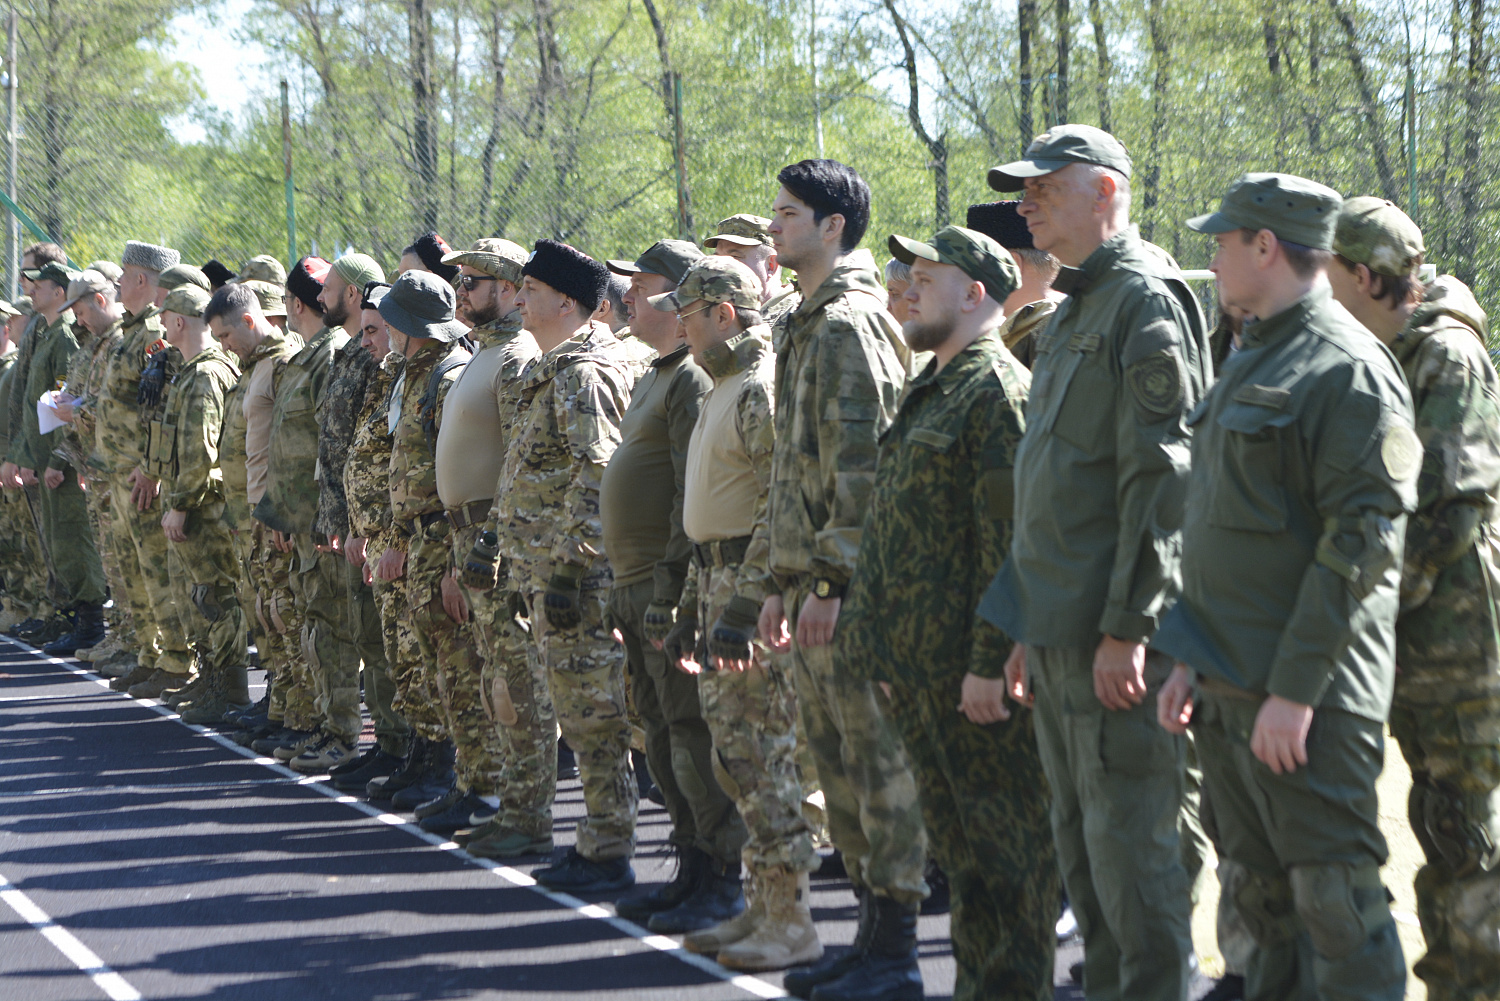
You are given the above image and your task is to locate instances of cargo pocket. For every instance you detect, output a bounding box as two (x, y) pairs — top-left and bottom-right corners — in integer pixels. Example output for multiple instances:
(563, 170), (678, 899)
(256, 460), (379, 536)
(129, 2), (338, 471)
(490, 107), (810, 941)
(1046, 334), (1111, 454)
(1207, 390), (1296, 533)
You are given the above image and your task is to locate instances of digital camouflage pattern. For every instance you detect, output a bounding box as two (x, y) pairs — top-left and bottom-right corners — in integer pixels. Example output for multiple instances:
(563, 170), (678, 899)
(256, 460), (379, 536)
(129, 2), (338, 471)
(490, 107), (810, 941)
(293, 534), (361, 743)
(1382, 276), (1500, 998)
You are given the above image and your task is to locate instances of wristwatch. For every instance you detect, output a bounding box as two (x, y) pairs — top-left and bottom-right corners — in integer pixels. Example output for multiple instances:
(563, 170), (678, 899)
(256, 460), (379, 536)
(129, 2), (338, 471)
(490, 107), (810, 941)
(812, 577), (846, 600)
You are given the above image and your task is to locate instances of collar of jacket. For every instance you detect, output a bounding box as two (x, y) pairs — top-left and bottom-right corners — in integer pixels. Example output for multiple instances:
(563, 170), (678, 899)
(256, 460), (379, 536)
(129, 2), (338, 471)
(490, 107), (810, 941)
(701, 325), (771, 381)
(1241, 283), (1328, 350)
(790, 253), (886, 324)
(1394, 275), (1488, 364)
(523, 322), (615, 388)
(1053, 226), (1143, 296)
(908, 329), (1003, 397)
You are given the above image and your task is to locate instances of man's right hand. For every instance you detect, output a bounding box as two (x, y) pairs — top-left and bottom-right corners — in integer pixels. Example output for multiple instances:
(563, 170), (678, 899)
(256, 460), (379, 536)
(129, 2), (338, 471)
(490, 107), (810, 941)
(0, 462), (18, 489)
(17, 466), (37, 486)
(42, 467), (63, 490)
(1157, 663), (1196, 734)
(461, 531), (502, 591)
(757, 593), (790, 653)
(272, 530), (294, 553)
(1251, 695), (1314, 775)
(1004, 643), (1033, 707)
(345, 536), (368, 568)
(376, 546), (406, 581)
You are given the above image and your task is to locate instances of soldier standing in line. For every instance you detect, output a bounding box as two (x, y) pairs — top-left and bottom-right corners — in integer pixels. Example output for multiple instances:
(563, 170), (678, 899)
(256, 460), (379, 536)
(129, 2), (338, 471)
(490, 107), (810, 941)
(0, 298), (42, 633)
(704, 214), (800, 327)
(1155, 173), (1413, 1000)
(1326, 197), (1500, 999)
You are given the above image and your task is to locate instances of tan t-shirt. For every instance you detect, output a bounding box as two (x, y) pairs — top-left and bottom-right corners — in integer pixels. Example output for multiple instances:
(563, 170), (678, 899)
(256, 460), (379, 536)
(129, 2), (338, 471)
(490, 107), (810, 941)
(242, 357), (278, 505)
(684, 366), (759, 542)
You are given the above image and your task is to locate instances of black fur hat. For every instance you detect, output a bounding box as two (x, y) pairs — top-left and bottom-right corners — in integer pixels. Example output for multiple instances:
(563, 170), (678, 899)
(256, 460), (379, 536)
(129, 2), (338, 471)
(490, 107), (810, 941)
(520, 239), (610, 312)
(965, 201), (1034, 250)
(410, 232), (459, 283)
(201, 259), (235, 290)
(286, 256), (331, 313)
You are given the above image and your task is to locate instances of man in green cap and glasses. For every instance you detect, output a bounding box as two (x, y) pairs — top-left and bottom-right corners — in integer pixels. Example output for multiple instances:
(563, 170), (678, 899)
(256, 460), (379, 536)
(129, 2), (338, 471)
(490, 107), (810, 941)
(1327, 196), (1500, 999)
(841, 225), (1056, 1000)
(978, 124), (1211, 1001)
(1154, 173), (1414, 999)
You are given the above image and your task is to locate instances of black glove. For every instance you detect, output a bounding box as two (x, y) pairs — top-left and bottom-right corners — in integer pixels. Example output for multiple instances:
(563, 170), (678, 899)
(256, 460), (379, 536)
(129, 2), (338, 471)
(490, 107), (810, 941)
(137, 349), (172, 409)
(663, 608), (700, 669)
(543, 563), (585, 631)
(708, 595), (761, 665)
(460, 530), (502, 591)
(643, 600), (677, 645)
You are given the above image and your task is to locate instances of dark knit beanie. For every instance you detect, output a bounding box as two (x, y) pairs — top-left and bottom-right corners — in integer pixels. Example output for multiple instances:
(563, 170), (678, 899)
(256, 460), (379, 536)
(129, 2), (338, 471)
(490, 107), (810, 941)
(965, 201), (1034, 250)
(521, 239), (610, 312)
(411, 232), (459, 283)
(286, 256), (332, 313)
(201, 259), (236, 290)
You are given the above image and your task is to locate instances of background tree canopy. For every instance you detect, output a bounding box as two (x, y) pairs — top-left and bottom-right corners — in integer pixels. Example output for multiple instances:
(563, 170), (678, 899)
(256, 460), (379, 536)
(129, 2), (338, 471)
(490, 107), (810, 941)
(8, 0), (1495, 324)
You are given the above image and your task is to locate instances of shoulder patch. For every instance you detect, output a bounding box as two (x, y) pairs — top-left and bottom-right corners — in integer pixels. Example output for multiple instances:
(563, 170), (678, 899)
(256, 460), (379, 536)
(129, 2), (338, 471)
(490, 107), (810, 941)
(1128, 351), (1184, 414)
(1381, 423), (1421, 482)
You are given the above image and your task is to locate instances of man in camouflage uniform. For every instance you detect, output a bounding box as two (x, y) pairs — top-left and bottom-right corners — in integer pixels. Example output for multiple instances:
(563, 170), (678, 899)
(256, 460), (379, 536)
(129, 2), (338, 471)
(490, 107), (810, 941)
(253, 257), (351, 766)
(1327, 197), (1500, 1000)
(437, 240), (549, 854)
(487, 239), (637, 891)
(645, 257), (823, 971)
(0, 298), (44, 632)
(377, 271), (490, 827)
(843, 227), (1056, 1000)
(152, 285), (250, 724)
(705, 214), (799, 328)
(753, 160), (928, 1001)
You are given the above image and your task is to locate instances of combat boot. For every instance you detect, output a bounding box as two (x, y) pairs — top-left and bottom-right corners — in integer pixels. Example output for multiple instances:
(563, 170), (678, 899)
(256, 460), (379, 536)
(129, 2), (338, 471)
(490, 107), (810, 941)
(717, 866), (824, 972)
(43, 602), (105, 657)
(128, 668), (189, 700)
(413, 784), (464, 821)
(76, 631), (122, 664)
(10, 614), (47, 638)
(534, 847), (635, 895)
(181, 666), (252, 726)
(807, 895), (922, 1001)
(419, 791), (496, 835)
(109, 663), (155, 693)
(96, 650), (140, 679)
(684, 870), (763, 955)
(32, 610), (75, 644)
(222, 691), (270, 730)
(462, 824), (554, 859)
(330, 747), (403, 792)
(616, 845), (708, 923)
(392, 739), (455, 811)
(165, 669), (211, 709)
(785, 888), (873, 999)
(367, 736), (429, 802)
(648, 856), (744, 934)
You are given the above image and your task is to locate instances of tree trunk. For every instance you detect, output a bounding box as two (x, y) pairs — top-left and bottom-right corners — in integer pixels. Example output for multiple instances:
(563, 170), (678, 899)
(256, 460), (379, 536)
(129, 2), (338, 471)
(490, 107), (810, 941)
(642, 0), (693, 238)
(1019, 0), (1036, 147)
(1056, 0), (1070, 124)
(1327, 0), (1398, 202)
(408, 0), (439, 231)
(1141, 0), (1169, 240)
(883, 0), (948, 226)
(479, 2), (507, 234)
(1089, 0), (1111, 133)
(1455, 0), (1486, 282)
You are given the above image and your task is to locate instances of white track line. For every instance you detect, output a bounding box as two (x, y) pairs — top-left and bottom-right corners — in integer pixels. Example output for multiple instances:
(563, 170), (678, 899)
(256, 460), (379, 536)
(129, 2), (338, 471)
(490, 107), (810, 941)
(2, 639), (787, 1000)
(0, 872), (143, 1001)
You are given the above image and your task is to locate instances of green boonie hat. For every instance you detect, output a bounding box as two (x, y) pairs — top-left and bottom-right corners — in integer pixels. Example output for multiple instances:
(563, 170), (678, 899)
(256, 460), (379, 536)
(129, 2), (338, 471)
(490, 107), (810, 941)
(61, 269), (112, 311)
(34, 261), (76, 289)
(378, 270), (468, 343)
(1186, 172), (1342, 250)
(158, 263), (212, 293)
(705, 214), (772, 249)
(332, 253), (386, 292)
(86, 260), (123, 283)
(607, 239), (704, 284)
(988, 124), (1132, 191)
(162, 285), (211, 318)
(236, 255), (287, 286)
(887, 225), (1021, 305)
(1333, 196), (1425, 277)
(649, 256), (762, 314)
(442, 238), (528, 284)
(240, 279), (287, 317)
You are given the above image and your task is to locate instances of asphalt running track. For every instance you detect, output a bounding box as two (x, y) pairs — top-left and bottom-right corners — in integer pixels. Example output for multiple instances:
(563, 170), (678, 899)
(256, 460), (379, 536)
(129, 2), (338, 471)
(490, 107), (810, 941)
(0, 636), (1094, 1001)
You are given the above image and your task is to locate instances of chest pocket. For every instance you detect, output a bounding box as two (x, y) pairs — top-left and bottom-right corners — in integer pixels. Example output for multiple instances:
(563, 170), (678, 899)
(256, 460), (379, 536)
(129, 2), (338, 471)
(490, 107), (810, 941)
(1043, 333), (1113, 455)
(1207, 385), (1296, 533)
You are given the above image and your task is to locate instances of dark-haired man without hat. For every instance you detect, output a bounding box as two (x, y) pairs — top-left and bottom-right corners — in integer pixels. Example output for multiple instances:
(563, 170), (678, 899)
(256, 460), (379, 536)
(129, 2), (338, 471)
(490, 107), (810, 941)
(759, 159), (928, 1001)
(842, 227), (1057, 1000)
(1327, 197), (1500, 998)
(486, 238), (639, 890)
(979, 125), (1211, 1000)
(963, 200), (1064, 368)
(1154, 174), (1413, 999)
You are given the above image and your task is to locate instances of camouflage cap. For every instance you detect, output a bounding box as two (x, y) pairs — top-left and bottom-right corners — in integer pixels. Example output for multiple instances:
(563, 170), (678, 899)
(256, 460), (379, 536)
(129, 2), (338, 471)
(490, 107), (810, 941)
(1333, 196), (1425, 277)
(988, 124), (1132, 191)
(1186, 172), (1342, 251)
(11, 295), (32, 317)
(887, 225), (1021, 304)
(649, 256), (762, 313)
(236, 254), (287, 286)
(162, 284), (211, 318)
(34, 261), (76, 290)
(607, 239), (704, 283)
(442, 238), (529, 284)
(0, 300), (20, 318)
(240, 279), (287, 317)
(704, 214), (773, 249)
(60, 268), (110, 310)
(158, 263), (212, 293)
(86, 260), (123, 283)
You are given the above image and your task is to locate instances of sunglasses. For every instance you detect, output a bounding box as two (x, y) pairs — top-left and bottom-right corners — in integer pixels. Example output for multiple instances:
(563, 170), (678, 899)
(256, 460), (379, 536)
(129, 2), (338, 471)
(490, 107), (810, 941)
(458, 275), (498, 290)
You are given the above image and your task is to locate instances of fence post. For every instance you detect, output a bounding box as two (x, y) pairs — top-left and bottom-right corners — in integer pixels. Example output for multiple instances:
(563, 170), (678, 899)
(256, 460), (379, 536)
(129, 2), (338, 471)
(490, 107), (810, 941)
(7, 9), (17, 298)
(281, 79), (296, 267)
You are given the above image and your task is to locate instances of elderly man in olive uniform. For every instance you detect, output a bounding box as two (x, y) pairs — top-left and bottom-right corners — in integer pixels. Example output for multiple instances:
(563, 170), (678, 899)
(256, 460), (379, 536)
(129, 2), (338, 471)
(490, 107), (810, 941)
(1326, 198), (1500, 999)
(1154, 174), (1414, 1000)
(979, 125), (1211, 1000)
(844, 226), (1056, 1001)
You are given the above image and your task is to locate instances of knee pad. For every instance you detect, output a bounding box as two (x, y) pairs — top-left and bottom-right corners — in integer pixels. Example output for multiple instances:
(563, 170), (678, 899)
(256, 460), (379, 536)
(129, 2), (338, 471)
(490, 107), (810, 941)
(192, 584), (238, 623)
(671, 743), (709, 802)
(1289, 862), (1393, 961)
(1228, 865), (1299, 949)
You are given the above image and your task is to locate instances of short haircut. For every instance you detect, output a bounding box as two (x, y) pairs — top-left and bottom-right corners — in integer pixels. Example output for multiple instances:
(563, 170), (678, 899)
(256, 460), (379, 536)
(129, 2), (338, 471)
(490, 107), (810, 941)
(203, 283), (259, 326)
(605, 274), (630, 327)
(1015, 247), (1060, 283)
(883, 257), (912, 287)
(24, 242), (64, 267)
(1240, 228), (1331, 281)
(1334, 253), (1424, 310)
(776, 159), (871, 251)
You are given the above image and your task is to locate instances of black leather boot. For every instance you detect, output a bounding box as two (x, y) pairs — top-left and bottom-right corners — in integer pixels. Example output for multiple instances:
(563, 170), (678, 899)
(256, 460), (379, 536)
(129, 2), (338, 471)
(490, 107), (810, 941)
(616, 845), (707, 922)
(784, 888), (873, 999)
(392, 739), (455, 810)
(367, 736), (428, 801)
(809, 895), (923, 1001)
(647, 855), (744, 934)
(44, 603), (104, 657)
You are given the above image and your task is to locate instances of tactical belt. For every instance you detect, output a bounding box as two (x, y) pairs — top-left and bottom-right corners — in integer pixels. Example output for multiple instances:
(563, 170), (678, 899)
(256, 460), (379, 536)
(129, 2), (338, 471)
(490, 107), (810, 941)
(692, 535), (752, 569)
(398, 510), (449, 538)
(445, 499), (492, 531)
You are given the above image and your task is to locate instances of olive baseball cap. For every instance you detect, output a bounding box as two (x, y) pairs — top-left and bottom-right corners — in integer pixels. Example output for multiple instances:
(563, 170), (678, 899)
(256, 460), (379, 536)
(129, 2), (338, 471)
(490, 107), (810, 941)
(60, 269), (110, 310)
(442, 238), (529, 284)
(34, 261), (76, 290)
(162, 284), (212, 318)
(159, 263), (212, 293)
(1186, 173), (1342, 250)
(1333, 196), (1425, 277)
(704, 214), (773, 249)
(988, 124), (1133, 192)
(887, 225), (1021, 304)
(607, 239), (704, 283)
(378, 270), (468, 342)
(650, 256), (763, 313)
(240, 279), (287, 317)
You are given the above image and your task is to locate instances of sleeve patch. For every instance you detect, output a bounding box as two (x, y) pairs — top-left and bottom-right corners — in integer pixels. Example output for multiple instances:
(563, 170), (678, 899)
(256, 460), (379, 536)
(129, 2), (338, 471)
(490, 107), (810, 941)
(1128, 352), (1184, 414)
(1381, 423), (1421, 482)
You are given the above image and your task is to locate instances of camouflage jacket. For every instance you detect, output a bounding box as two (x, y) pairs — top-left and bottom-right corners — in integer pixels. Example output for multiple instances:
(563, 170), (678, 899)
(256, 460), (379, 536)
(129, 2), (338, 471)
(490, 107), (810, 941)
(94, 305), (167, 476)
(767, 256), (910, 590)
(389, 339), (468, 526)
(153, 345), (240, 512)
(3, 313), (39, 464)
(1388, 277), (1500, 700)
(346, 352), (400, 541)
(680, 326), (777, 612)
(67, 318), (122, 475)
(221, 329), (302, 528)
(491, 323), (634, 593)
(995, 298), (1057, 371)
(0, 346), (16, 453)
(11, 314), (81, 474)
(253, 325), (348, 535)
(315, 335), (381, 540)
(840, 331), (1030, 684)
